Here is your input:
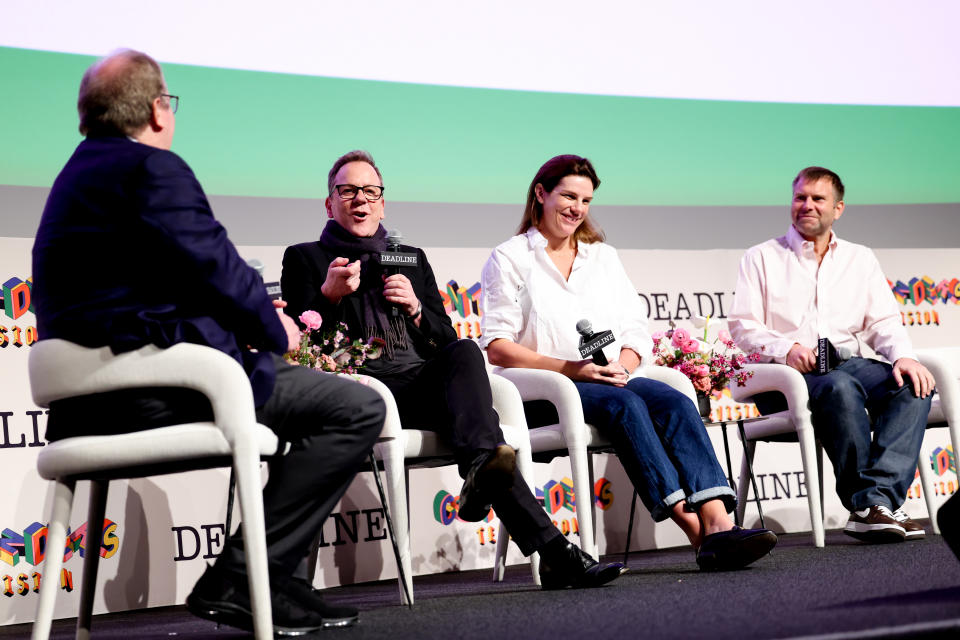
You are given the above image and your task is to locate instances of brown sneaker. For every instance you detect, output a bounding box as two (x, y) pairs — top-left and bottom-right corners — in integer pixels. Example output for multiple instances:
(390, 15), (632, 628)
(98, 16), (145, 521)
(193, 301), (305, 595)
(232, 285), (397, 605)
(893, 508), (926, 540)
(844, 505), (906, 543)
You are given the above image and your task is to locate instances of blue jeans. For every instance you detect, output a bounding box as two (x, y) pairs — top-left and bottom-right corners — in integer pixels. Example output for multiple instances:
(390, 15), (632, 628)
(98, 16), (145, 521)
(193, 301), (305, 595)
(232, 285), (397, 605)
(575, 377), (735, 522)
(755, 357), (930, 512)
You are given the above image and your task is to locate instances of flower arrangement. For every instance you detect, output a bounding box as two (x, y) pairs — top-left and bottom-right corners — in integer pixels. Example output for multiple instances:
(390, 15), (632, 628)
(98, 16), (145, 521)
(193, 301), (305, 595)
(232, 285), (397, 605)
(651, 316), (762, 397)
(284, 310), (382, 375)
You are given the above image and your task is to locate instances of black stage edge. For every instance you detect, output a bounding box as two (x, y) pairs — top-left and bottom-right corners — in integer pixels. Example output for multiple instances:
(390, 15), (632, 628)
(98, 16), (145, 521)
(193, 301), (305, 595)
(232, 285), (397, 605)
(5, 525), (960, 640)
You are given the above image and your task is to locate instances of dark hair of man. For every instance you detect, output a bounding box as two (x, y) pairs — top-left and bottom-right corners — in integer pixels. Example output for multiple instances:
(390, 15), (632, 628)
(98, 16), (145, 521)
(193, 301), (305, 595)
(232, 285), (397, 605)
(793, 166), (845, 202)
(77, 49), (166, 137)
(327, 150), (384, 195)
(518, 154), (604, 244)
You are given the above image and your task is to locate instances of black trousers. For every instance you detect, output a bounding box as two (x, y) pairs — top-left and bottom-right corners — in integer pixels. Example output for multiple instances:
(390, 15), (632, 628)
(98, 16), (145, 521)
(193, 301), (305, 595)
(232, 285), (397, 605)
(218, 355), (384, 576)
(381, 340), (557, 556)
(48, 354), (385, 578)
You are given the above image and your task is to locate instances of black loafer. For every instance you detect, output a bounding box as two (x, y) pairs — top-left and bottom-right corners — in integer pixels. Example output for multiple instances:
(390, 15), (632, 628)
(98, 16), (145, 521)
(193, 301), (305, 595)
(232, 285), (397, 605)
(696, 526), (778, 571)
(458, 444), (516, 522)
(539, 537), (626, 590)
(186, 565), (358, 635)
(280, 577), (359, 629)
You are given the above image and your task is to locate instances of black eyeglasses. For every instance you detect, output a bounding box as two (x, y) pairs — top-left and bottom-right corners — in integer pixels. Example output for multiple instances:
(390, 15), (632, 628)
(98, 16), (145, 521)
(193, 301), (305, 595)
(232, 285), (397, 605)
(334, 184), (385, 201)
(160, 94), (179, 114)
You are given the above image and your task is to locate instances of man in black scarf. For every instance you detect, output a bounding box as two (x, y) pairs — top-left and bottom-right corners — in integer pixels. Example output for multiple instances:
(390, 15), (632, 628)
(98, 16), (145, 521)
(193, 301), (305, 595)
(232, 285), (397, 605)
(281, 150), (623, 590)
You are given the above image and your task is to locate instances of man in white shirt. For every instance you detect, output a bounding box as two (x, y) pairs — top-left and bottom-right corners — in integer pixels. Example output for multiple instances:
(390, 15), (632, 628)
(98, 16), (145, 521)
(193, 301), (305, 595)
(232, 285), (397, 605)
(729, 166), (936, 543)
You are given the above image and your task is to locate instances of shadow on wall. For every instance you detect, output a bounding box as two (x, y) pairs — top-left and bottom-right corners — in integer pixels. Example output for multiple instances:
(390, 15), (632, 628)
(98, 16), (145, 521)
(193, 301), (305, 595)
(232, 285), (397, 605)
(321, 476), (386, 586)
(102, 479), (176, 611)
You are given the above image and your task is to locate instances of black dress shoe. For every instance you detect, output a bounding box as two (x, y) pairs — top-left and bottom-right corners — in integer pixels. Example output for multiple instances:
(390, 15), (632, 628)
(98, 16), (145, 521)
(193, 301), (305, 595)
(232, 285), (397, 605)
(458, 444), (517, 522)
(186, 565), (358, 635)
(696, 526), (778, 571)
(538, 537), (626, 590)
(280, 577), (359, 629)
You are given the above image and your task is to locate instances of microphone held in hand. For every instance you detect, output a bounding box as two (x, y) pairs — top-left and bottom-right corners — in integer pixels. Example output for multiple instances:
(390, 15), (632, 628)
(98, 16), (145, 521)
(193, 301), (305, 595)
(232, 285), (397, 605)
(246, 258), (282, 300)
(380, 229), (418, 268)
(576, 319), (615, 366)
(380, 229), (419, 317)
(816, 337), (851, 374)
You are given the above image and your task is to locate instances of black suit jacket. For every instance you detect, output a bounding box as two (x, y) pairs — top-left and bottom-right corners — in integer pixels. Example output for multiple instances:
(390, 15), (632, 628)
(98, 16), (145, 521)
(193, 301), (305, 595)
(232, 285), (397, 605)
(33, 136), (287, 408)
(280, 240), (456, 360)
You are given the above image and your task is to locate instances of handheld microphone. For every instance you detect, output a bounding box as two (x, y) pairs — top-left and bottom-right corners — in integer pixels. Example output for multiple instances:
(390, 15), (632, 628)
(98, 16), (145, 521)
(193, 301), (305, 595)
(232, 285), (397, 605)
(380, 229), (418, 317)
(246, 258), (281, 300)
(576, 319), (615, 366)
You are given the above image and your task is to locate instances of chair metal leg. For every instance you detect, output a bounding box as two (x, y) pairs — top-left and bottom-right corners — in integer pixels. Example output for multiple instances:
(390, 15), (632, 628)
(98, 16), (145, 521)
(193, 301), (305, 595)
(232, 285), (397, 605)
(77, 479), (109, 639)
(224, 468), (236, 539)
(369, 452), (413, 608)
(623, 490), (638, 565)
(735, 441), (756, 526)
(816, 443), (825, 523)
(32, 479), (76, 640)
(737, 421), (765, 530)
(375, 437), (414, 605)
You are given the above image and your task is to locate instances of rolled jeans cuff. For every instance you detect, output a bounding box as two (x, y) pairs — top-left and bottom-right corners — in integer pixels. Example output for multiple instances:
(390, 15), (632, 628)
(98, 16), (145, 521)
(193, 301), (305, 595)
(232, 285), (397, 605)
(687, 486), (737, 514)
(650, 489), (688, 522)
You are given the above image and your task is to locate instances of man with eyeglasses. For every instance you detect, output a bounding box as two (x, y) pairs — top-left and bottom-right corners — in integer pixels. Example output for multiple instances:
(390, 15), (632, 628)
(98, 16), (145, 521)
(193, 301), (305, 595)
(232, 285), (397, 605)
(33, 50), (384, 634)
(280, 150), (625, 591)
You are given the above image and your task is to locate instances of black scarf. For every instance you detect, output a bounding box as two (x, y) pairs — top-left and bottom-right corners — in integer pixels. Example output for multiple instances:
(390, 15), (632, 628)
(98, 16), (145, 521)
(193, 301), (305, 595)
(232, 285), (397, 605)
(317, 220), (408, 359)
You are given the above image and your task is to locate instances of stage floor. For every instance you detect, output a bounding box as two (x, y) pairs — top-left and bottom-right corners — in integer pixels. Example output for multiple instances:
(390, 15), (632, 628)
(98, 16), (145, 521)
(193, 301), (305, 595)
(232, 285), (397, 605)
(8, 525), (960, 639)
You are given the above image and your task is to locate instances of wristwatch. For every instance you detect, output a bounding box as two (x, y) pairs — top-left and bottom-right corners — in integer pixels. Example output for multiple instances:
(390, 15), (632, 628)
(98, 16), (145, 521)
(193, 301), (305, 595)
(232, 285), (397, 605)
(409, 302), (422, 320)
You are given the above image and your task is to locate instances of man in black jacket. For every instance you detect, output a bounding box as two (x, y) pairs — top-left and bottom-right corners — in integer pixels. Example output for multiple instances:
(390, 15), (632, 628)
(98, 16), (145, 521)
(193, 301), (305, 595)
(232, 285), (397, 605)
(281, 150), (624, 590)
(33, 51), (384, 634)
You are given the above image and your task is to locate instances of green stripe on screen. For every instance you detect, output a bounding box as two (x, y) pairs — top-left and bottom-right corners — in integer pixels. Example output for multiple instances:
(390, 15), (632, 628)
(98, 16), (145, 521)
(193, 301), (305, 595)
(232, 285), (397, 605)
(2, 46), (958, 206)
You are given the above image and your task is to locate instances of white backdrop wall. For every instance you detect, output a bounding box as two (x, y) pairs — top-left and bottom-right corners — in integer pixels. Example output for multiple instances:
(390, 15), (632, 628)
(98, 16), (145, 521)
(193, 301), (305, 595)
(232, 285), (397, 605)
(2, 237), (957, 624)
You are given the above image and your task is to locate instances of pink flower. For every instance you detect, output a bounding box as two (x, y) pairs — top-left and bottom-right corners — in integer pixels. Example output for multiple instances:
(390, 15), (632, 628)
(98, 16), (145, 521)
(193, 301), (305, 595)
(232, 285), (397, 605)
(320, 354), (337, 369)
(299, 310), (323, 331)
(671, 328), (690, 347)
(696, 364), (710, 377)
(651, 331), (665, 343)
(681, 339), (700, 354)
(718, 329), (731, 344)
(693, 376), (712, 392)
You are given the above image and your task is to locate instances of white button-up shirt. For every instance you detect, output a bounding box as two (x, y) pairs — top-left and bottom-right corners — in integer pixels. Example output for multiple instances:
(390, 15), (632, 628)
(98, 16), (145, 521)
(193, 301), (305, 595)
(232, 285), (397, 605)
(479, 228), (651, 363)
(728, 225), (915, 365)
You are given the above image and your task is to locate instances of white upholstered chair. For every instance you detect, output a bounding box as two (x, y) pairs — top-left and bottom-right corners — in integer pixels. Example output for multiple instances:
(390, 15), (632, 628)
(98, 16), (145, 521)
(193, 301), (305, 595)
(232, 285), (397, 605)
(729, 363), (826, 547)
(362, 371), (539, 605)
(731, 348), (960, 547)
(491, 365), (697, 560)
(29, 339), (285, 640)
(915, 347), (960, 532)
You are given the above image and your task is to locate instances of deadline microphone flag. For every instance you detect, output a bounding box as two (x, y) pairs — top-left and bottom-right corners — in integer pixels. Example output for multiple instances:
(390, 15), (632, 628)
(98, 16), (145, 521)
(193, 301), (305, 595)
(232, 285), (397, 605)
(380, 229), (419, 316)
(576, 319), (615, 366)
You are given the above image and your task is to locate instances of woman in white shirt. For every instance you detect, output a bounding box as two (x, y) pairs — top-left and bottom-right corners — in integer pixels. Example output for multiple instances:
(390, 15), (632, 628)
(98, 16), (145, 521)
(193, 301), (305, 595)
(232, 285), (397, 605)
(480, 154), (777, 570)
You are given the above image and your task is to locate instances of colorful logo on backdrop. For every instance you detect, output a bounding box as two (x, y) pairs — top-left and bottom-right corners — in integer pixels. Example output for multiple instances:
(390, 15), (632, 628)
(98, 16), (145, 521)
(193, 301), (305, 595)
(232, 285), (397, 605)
(907, 446), (957, 500)
(1, 518), (120, 598)
(433, 477), (613, 545)
(0, 275), (38, 349)
(441, 279), (482, 340)
(889, 275), (959, 328)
